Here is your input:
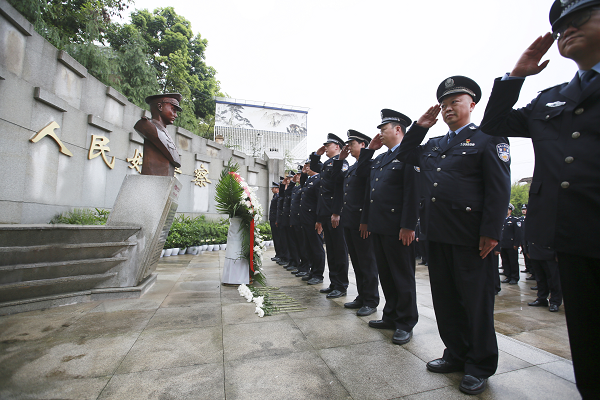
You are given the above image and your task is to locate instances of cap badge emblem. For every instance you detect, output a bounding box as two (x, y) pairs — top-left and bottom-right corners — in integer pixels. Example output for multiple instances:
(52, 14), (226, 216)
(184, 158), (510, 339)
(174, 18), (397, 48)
(445, 78), (455, 88)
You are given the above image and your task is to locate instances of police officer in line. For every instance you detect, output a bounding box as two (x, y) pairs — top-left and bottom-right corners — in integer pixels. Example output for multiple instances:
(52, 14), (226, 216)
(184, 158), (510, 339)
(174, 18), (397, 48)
(519, 204), (534, 279)
(280, 172), (299, 271)
(300, 158), (326, 285)
(480, 2), (600, 395)
(289, 166), (311, 276)
(310, 134), (350, 297)
(275, 176), (291, 266)
(500, 204), (522, 284)
(269, 181), (283, 263)
(355, 109), (420, 346)
(331, 130), (380, 317)
(397, 77), (511, 395)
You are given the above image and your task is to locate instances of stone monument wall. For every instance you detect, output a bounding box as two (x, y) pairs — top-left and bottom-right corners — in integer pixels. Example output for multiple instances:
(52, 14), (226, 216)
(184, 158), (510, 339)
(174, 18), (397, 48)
(0, 0), (283, 224)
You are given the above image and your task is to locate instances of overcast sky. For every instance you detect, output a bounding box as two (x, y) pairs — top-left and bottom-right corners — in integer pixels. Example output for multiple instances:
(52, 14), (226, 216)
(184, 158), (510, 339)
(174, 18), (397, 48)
(130, 0), (576, 182)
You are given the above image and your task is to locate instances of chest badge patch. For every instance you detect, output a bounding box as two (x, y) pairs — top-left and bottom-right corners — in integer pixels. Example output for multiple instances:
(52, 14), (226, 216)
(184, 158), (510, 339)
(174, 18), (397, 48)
(414, 166), (421, 172)
(460, 139), (475, 147)
(496, 143), (510, 162)
(546, 101), (566, 108)
(342, 164), (349, 171)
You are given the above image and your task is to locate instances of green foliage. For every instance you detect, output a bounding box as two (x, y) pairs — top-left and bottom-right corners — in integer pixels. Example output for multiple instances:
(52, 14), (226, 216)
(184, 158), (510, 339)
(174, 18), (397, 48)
(510, 182), (530, 218)
(256, 222), (272, 241)
(49, 208), (110, 225)
(214, 160), (246, 219)
(164, 215), (228, 249)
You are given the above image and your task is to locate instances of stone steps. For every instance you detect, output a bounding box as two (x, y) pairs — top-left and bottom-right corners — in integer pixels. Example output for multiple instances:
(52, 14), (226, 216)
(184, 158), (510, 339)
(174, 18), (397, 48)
(0, 242), (135, 266)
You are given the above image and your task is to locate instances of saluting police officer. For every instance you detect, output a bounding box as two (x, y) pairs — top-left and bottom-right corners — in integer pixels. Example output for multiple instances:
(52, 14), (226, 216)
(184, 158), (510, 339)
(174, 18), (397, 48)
(276, 176), (290, 266)
(280, 172), (298, 269)
(311, 134), (350, 298)
(331, 130), (380, 317)
(397, 77), (511, 395)
(269, 182), (283, 263)
(479, 3), (600, 396)
(500, 204), (522, 284)
(290, 166), (311, 275)
(300, 158), (326, 284)
(355, 110), (420, 346)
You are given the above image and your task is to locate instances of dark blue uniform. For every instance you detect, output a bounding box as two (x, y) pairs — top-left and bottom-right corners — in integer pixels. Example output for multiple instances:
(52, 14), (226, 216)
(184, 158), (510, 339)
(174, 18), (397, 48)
(276, 184), (290, 263)
(355, 146), (419, 332)
(311, 153), (349, 292)
(280, 182), (298, 268)
(269, 192), (283, 260)
(499, 215), (521, 283)
(397, 122), (511, 379)
(300, 173), (325, 281)
(481, 75), (600, 396)
(290, 180), (310, 273)
(331, 158), (379, 308)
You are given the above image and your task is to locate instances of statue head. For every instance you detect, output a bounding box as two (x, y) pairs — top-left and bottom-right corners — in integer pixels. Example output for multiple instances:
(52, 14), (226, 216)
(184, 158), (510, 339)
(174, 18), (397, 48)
(145, 93), (183, 127)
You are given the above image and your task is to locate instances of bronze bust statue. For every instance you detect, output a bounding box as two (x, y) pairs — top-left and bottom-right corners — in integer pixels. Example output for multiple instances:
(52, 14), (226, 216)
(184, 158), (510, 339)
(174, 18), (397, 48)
(134, 93), (182, 176)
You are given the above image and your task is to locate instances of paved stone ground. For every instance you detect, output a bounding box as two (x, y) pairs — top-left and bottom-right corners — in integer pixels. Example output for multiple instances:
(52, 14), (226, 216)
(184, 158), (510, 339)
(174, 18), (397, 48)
(0, 247), (579, 399)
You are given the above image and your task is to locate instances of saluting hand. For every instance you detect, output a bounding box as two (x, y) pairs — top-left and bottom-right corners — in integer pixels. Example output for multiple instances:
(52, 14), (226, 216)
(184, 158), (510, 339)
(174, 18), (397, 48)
(316, 146), (326, 156)
(368, 134), (383, 150)
(416, 105), (441, 128)
(339, 145), (350, 161)
(510, 33), (553, 78)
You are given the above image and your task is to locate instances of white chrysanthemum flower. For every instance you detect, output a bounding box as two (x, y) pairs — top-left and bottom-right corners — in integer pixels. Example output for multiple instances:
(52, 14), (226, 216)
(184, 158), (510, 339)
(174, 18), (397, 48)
(253, 296), (264, 308)
(256, 307), (265, 318)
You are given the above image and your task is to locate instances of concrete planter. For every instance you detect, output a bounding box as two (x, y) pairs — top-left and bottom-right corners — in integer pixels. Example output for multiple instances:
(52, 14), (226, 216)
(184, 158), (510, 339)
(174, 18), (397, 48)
(178, 248), (187, 255)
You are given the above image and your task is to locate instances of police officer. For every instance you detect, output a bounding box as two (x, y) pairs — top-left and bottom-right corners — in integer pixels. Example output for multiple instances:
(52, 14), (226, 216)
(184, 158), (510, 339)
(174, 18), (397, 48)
(397, 77), (511, 395)
(300, 159), (326, 284)
(269, 182), (283, 262)
(519, 204), (534, 278)
(289, 166), (311, 275)
(500, 204), (522, 284)
(355, 109), (419, 346)
(480, 3), (600, 395)
(310, 134), (350, 297)
(280, 172), (298, 271)
(331, 130), (380, 317)
(276, 176), (290, 266)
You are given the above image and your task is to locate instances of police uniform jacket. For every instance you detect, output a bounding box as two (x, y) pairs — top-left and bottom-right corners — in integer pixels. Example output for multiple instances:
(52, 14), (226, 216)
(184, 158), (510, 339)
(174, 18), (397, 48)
(289, 183), (303, 227)
(280, 182), (294, 226)
(499, 215), (522, 248)
(300, 174), (321, 226)
(355, 146), (419, 236)
(269, 192), (279, 222)
(310, 153), (347, 221)
(331, 159), (370, 230)
(397, 123), (511, 247)
(518, 216), (528, 254)
(276, 184), (286, 225)
(481, 76), (600, 259)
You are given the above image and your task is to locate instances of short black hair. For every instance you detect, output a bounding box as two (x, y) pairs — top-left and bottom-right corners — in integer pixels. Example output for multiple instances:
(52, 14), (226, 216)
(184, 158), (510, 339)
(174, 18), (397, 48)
(388, 121), (407, 134)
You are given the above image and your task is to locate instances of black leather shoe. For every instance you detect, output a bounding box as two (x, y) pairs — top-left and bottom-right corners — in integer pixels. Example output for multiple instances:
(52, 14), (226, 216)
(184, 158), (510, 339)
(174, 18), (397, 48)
(295, 272), (308, 277)
(344, 300), (363, 309)
(549, 304), (560, 312)
(278, 261), (289, 266)
(319, 287), (334, 293)
(301, 275), (313, 281)
(289, 269), (298, 274)
(326, 290), (346, 299)
(426, 358), (464, 373)
(528, 299), (548, 307)
(307, 278), (323, 285)
(271, 257), (280, 262)
(357, 306), (377, 316)
(392, 329), (412, 345)
(501, 278), (510, 283)
(526, 275), (536, 280)
(368, 320), (395, 330)
(521, 269), (529, 273)
(531, 286), (538, 290)
(509, 279), (518, 284)
(459, 374), (487, 395)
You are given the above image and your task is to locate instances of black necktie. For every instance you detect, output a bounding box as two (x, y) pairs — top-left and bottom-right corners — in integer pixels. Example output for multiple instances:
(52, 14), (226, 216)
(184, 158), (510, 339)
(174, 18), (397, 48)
(447, 131), (456, 144)
(581, 70), (597, 88)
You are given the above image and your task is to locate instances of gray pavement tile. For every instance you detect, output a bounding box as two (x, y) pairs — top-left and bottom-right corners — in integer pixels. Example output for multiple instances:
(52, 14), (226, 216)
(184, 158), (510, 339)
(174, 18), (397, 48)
(99, 363), (225, 400)
(160, 291), (221, 308)
(0, 312), (82, 343)
(508, 330), (573, 361)
(0, 376), (111, 400)
(537, 360), (576, 383)
(170, 280), (222, 293)
(224, 351), (352, 400)
(496, 335), (562, 365)
(88, 299), (164, 313)
(486, 366), (579, 399)
(402, 331), (449, 365)
(319, 341), (454, 399)
(495, 350), (534, 375)
(221, 302), (291, 325)
(178, 271), (221, 281)
(144, 303), (221, 331)
(58, 309), (154, 339)
(223, 319), (313, 361)
(116, 325), (223, 373)
(292, 313), (387, 349)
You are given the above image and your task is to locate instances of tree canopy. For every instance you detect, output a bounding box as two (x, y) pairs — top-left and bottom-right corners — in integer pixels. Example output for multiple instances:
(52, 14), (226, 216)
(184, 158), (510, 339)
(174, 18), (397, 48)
(8, 0), (222, 138)
(510, 182), (530, 218)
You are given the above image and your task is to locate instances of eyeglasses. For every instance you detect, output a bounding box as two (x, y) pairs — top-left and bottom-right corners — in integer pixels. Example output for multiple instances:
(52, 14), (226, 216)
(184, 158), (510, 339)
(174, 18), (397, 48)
(552, 7), (600, 40)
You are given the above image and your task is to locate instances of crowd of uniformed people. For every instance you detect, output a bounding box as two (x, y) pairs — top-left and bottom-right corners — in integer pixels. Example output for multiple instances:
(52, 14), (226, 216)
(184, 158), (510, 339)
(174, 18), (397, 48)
(267, 1), (598, 397)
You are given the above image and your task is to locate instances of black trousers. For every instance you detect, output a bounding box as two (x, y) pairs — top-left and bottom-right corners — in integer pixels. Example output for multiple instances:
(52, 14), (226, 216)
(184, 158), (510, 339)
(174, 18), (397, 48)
(321, 219), (349, 291)
(371, 233), (417, 332)
(556, 252), (600, 400)
(419, 239), (429, 264)
(344, 228), (379, 307)
(275, 222), (290, 261)
(491, 252), (501, 293)
(500, 247), (519, 281)
(428, 241), (498, 379)
(270, 221), (282, 258)
(284, 225), (299, 266)
(530, 258), (562, 305)
(292, 225), (311, 272)
(302, 223), (325, 280)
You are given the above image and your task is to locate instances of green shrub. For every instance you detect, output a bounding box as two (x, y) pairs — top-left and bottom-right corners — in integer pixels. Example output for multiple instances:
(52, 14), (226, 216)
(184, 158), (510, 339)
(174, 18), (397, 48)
(49, 208), (110, 225)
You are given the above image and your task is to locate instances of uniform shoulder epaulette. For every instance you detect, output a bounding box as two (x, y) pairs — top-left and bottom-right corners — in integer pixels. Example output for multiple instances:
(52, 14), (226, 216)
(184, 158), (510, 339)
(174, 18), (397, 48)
(538, 82), (567, 94)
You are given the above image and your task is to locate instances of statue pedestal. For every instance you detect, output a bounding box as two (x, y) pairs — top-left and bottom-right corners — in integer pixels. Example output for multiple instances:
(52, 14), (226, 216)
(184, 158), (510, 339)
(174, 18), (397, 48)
(106, 175), (182, 286)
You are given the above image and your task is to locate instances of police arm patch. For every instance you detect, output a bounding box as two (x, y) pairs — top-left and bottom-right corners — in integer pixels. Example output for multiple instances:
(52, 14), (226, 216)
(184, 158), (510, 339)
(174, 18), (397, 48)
(496, 143), (510, 162)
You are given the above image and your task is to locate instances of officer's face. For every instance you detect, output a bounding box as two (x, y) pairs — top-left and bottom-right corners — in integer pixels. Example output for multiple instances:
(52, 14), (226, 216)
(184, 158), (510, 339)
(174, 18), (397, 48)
(324, 143), (340, 158)
(272, 187), (279, 194)
(522, 209), (527, 215)
(557, 8), (600, 64)
(440, 94), (475, 131)
(347, 140), (364, 159)
(379, 123), (402, 148)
